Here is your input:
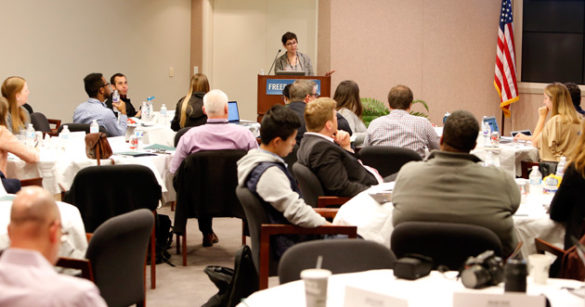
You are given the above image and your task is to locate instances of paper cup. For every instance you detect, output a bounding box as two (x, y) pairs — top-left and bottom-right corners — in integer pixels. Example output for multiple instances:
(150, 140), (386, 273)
(528, 254), (553, 284)
(301, 268), (331, 307)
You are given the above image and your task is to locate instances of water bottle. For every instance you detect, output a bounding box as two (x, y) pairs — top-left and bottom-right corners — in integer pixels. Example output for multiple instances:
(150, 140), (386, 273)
(529, 166), (542, 195)
(160, 103), (168, 126)
(90, 119), (99, 134)
(112, 90), (120, 110)
(59, 125), (70, 150)
(556, 156), (567, 177)
(146, 96), (155, 122)
(141, 101), (149, 121)
(481, 121), (491, 146)
(25, 123), (35, 147)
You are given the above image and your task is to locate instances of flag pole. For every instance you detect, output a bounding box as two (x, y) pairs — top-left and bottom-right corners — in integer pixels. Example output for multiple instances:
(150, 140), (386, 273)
(500, 110), (505, 136)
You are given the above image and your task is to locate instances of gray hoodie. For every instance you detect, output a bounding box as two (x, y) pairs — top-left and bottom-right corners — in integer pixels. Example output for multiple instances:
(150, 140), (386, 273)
(237, 149), (326, 227)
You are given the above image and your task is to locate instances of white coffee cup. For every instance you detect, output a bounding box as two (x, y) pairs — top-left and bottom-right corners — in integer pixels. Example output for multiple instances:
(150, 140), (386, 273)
(301, 268), (331, 307)
(528, 254), (553, 284)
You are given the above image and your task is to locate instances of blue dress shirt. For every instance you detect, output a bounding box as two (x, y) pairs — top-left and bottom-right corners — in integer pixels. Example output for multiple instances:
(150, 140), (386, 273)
(73, 98), (128, 136)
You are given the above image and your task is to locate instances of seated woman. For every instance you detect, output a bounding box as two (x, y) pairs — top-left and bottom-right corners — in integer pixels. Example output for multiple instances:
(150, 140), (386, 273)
(1, 76), (31, 134)
(515, 83), (581, 162)
(170, 73), (210, 131)
(0, 97), (39, 193)
(334, 80), (367, 146)
(550, 119), (585, 249)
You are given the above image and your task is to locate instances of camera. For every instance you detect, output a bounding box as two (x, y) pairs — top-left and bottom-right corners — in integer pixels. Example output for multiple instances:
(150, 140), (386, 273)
(460, 250), (504, 289)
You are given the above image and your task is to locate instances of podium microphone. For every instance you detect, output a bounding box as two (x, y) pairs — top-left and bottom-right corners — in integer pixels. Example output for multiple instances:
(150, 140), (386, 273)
(267, 49), (282, 75)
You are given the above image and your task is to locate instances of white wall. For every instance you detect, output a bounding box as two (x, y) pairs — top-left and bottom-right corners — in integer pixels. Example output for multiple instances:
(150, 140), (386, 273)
(207, 0), (318, 120)
(0, 0), (191, 122)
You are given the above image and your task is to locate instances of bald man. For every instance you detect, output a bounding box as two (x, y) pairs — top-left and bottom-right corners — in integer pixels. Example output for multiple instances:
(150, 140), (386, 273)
(0, 187), (106, 306)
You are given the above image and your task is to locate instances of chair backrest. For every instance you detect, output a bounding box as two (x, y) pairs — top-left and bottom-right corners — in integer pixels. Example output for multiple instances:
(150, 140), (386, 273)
(291, 163), (324, 207)
(30, 112), (51, 133)
(174, 126), (193, 147)
(173, 150), (247, 234)
(278, 239), (396, 284)
(58, 123), (107, 135)
(391, 221), (503, 270)
(64, 165), (161, 232)
(357, 146), (422, 177)
(86, 209), (154, 307)
(235, 186), (270, 274)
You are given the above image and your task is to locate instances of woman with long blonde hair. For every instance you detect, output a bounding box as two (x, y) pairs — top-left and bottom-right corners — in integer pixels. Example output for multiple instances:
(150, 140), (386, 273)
(515, 82), (581, 162)
(170, 73), (210, 131)
(1, 76), (31, 133)
(550, 119), (585, 249)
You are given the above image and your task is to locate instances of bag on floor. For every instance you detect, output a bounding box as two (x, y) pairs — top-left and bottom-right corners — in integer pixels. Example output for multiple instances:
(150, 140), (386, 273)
(202, 245), (259, 307)
(147, 213), (174, 265)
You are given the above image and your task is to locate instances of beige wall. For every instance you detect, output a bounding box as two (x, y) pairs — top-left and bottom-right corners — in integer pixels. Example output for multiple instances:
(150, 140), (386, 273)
(0, 0), (191, 122)
(320, 0), (525, 133)
(206, 0), (318, 120)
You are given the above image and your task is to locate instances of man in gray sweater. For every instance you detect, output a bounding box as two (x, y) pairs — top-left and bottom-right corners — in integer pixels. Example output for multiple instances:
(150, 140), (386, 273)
(392, 110), (520, 256)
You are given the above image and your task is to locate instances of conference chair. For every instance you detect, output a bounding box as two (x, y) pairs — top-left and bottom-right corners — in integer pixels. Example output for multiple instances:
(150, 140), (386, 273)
(173, 150), (247, 266)
(30, 112), (61, 136)
(63, 165), (161, 288)
(391, 221), (503, 270)
(19, 177), (43, 187)
(57, 209), (154, 307)
(291, 163), (350, 208)
(174, 126), (193, 147)
(535, 236), (585, 281)
(235, 185), (357, 289)
(357, 145), (421, 178)
(58, 123), (107, 135)
(278, 239), (396, 284)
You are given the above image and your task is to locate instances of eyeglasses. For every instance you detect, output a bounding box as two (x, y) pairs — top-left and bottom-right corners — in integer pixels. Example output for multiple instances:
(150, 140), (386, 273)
(285, 41), (297, 47)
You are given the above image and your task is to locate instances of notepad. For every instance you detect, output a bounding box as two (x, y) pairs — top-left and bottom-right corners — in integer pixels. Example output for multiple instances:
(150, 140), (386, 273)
(144, 144), (175, 151)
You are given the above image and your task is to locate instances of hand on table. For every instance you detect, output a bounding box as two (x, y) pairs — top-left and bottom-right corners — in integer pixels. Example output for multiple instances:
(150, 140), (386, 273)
(514, 133), (531, 141)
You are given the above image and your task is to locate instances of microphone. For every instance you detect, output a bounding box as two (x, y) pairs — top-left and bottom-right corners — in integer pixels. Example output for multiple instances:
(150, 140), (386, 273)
(267, 49), (282, 75)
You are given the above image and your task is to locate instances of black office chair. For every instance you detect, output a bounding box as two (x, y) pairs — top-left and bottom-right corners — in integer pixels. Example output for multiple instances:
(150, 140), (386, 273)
(174, 126), (193, 147)
(58, 123), (107, 135)
(291, 163), (349, 208)
(235, 186), (357, 289)
(391, 221), (503, 270)
(357, 145), (421, 178)
(30, 112), (61, 136)
(63, 165), (161, 288)
(57, 209), (154, 307)
(173, 150), (248, 266)
(278, 239), (396, 284)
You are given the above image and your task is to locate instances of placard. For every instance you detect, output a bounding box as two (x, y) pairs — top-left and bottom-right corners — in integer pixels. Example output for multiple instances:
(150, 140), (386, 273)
(344, 285), (408, 307)
(453, 292), (546, 307)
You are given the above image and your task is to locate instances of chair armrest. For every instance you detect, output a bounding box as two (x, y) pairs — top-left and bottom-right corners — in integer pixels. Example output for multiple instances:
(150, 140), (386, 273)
(20, 177), (43, 187)
(313, 208), (338, 219)
(258, 224), (357, 289)
(520, 160), (539, 179)
(317, 196), (350, 208)
(55, 257), (93, 280)
(48, 118), (61, 136)
(535, 238), (564, 257)
(86, 233), (93, 242)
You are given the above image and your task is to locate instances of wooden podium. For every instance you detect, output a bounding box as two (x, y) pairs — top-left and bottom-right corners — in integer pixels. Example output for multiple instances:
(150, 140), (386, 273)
(257, 75), (331, 122)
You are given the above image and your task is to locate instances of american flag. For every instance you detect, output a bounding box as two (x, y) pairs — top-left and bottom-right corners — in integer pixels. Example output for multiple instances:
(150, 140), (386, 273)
(494, 0), (519, 117)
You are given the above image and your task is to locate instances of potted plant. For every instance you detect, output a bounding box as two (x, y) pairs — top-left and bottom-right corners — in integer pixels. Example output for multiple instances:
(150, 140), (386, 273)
(360, 98), (430, 127)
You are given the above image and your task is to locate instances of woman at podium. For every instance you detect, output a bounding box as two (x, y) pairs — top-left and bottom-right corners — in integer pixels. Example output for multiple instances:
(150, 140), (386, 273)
(275, 32), (314, 76)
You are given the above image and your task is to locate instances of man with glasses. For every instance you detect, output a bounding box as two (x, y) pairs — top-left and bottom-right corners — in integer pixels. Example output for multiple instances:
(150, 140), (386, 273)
(73, 72), (128, 136)
(0, 186), (106, 306)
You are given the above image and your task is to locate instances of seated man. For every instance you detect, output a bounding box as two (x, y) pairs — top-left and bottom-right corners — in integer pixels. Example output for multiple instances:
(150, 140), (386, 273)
(106, 73), (140, 118)
(237, 105), (328, 258)
(0, 187), (106, 306)
(73, 73), (128, 136)
(170, 89), (258, 246)
(297, 98), (380, 198)
(392, 110), (520, 256)
(364, 84), (439, 158)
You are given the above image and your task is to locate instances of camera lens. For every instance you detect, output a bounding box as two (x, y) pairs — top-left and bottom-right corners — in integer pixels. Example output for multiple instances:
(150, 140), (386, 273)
(461, 265), (491, 289)
(504, 259), (527, 293)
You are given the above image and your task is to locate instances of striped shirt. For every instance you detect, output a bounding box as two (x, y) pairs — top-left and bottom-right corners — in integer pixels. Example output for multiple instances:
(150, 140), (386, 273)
(364, 109), (439, 158)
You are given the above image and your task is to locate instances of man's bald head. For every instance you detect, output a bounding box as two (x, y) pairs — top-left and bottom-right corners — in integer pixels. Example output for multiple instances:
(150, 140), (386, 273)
(8, 187), (62, 263)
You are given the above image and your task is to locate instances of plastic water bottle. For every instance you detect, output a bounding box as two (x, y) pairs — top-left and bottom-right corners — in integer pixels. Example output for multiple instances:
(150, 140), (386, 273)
(556, 156), (567, 177)
(25, 123), (35, 147)
(112, 90), (120, 109)
(529, 166), (542, 195)
(90, 119), (99, 134)
(146, 96), (155, 122)
(481, 121), (491, 146)
(141, 101), (149, 121)
(59, 125), (70, 150)
(160, 104), (168, 125)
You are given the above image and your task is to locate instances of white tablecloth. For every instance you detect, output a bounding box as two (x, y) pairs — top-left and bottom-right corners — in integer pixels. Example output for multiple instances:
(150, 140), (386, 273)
(332, 183), (564, 258)
(6, 135), (176, 203)
(0, 196), (87, 258)
(239, 270), (584, 307)
(471, 142), (538, 177)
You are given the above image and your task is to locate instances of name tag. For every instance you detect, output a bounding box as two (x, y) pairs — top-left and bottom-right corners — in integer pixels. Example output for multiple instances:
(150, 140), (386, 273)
(453, 292), (545, 307)
(344, 285), (407, 307)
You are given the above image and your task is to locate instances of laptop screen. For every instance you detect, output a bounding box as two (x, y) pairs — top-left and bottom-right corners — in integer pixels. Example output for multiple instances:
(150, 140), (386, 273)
(483, 116), (499, 133)
(228, 101), (240, 122)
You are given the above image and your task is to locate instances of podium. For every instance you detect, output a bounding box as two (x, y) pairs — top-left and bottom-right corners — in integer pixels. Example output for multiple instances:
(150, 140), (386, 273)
(257, 75), (331, 122)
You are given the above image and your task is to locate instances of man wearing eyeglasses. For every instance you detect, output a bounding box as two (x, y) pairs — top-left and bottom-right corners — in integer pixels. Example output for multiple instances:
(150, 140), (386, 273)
(0, 187), (106, 306)
(73, 72), (128, 136)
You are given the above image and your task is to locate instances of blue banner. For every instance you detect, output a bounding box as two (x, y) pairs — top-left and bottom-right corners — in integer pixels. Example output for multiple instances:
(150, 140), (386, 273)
(265, 79), (322, 96)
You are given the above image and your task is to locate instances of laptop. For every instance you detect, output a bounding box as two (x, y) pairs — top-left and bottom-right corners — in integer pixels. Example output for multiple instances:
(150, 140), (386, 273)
(275, 70), (306, 76)
(228, 101), (240, 122)
(482, 116), (499, 134)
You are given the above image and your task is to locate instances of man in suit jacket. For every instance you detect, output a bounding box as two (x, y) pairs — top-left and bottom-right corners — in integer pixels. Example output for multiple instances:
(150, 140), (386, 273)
(297, 98), (379, 197)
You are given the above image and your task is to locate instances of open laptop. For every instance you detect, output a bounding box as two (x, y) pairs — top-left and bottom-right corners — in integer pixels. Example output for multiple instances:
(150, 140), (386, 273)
(482, 116), (499, 134)
(228, 101), (255, 124)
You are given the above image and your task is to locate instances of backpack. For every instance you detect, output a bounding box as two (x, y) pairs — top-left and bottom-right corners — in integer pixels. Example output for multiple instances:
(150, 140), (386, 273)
(203, 245), (259, 307)
(147, 214), (174, 266)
